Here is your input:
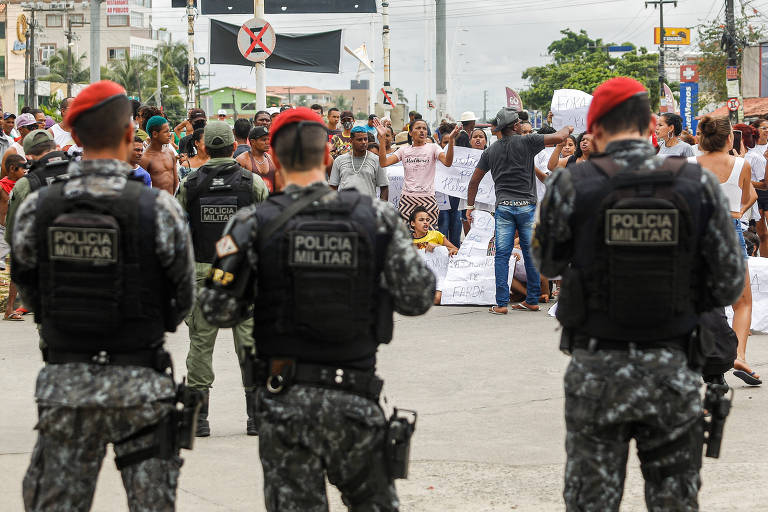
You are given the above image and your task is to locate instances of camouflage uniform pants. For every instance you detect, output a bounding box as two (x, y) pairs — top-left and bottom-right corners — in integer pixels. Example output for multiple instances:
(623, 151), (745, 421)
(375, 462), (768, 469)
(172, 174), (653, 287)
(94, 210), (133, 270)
(256, 385), (399, 511)
(23, 402), (181, 512)
(563, 346), (703, 511)
(186, 265), (254, 391)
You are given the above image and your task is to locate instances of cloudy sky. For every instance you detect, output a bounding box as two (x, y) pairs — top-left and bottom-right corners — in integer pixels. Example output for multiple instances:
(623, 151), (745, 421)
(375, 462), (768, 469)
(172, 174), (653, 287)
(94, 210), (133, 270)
(152, 0), (732, 122)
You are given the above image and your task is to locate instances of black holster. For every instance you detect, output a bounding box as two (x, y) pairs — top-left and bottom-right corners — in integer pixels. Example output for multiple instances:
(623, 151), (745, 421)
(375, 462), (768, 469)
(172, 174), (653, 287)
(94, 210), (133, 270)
(174, 381), (203, 451)
(703, 382), (731, 458)
(385, 408), (417, 479)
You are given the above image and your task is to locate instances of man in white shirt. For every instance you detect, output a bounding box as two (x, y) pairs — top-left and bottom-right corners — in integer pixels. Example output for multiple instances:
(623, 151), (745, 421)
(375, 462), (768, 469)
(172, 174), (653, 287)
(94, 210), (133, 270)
(329, 126), (389, 200)
(48, 97), (75, 148)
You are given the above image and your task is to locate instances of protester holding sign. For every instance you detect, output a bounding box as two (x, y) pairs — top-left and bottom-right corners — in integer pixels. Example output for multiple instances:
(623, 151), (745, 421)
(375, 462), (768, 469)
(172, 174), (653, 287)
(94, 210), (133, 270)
(376, 119), (459, 225)
(466, 107), (572, 314)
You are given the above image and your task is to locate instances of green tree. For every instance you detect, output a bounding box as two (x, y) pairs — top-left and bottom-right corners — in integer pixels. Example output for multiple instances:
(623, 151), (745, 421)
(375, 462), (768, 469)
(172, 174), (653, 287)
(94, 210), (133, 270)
(520, 29), (662, 111)
(104, 54), (151, 100)
(297, 95), (308, 106)
(395, 87), (408, 106)
(334, 95), (351, 111)
(697, 6), (765, 104)
(40, 49), (90, 84)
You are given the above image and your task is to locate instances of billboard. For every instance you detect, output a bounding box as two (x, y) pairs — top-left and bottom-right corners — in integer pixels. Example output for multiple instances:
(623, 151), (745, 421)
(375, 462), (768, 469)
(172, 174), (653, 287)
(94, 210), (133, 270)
(680, 82), (699, 135)
(654, 27), (691, 45)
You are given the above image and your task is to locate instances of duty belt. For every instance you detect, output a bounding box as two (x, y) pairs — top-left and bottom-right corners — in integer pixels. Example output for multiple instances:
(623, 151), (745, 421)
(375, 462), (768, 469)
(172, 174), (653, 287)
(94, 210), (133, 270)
(259, 358), (383, 401)
(45, 348), (172, 372)
(570, 335), (689, 353)
(498, 199), (534, 207)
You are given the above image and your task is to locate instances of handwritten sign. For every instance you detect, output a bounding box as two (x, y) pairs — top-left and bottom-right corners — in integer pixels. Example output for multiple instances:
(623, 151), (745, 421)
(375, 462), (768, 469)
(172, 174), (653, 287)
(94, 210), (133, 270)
(440, 210), (514, 305)
(385, 163), (404, 209)
(420, 245), (450, 291)
(551, 89), (593, 132)
(434, 146), (496, 205)
(726, 256), (768, 333)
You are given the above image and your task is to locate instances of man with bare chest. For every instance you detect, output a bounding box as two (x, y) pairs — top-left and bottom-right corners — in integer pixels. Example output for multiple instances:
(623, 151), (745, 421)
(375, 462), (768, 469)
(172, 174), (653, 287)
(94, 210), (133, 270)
(141, 116), (178, 194)
(235, 125), (283, 193)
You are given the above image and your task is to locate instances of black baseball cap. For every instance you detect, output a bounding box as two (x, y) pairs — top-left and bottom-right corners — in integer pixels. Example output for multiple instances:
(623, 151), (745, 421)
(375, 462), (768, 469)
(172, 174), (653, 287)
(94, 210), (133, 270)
(248, 126), (269, 140)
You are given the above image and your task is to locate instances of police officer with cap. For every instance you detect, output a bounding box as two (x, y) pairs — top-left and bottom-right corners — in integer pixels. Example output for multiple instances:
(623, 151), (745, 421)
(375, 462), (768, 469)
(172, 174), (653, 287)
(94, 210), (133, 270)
(176, 120), (268, 437)
(534, 77), (746, 510)
(198, 107), (435, 510)
(12, 80), (196, 511)
(4, 129), (70, 246)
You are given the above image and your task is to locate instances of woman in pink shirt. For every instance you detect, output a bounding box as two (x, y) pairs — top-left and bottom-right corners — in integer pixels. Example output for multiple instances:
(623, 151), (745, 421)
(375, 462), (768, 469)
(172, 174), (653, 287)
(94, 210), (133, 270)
(376, 119), (459, 225)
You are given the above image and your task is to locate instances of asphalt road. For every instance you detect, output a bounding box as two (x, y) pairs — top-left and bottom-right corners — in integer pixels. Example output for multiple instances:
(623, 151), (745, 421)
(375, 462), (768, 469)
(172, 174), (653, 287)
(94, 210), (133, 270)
(2, 304), (767, 511)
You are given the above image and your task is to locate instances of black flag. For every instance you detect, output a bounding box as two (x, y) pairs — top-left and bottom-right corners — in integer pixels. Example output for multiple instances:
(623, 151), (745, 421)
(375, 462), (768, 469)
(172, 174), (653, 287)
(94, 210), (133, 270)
(210, 19), (341, 74)
(173, 0), (376, 13)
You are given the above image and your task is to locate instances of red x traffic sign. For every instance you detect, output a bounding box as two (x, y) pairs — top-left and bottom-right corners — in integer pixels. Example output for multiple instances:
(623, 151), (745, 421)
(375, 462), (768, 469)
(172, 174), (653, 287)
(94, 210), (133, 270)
(237, 17), (276, 63)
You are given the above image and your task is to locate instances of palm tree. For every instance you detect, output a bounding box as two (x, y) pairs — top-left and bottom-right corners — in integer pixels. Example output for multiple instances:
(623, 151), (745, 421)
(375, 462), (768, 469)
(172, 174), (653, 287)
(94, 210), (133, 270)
(40, 49), (89, 84)
(104, 54), (151, 100)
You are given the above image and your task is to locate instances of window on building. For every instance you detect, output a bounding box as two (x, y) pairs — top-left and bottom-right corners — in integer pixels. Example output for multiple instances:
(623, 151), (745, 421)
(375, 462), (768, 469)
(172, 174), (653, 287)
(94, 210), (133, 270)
(130, 12), (144, 28)
(241, 102), (257, 111)
(39, 44), (56, 63)
(130, 44), (155, 58)
(69, 14), (84, 27)
(46, 14), (63, 28)
(107, 15), (129, 27)
(0, 21), (6, 37)
(0, 56), (6, 78)
(131, 0), (152, 6)
(108, 47), (128, 60)
(221, 103), (234, 110)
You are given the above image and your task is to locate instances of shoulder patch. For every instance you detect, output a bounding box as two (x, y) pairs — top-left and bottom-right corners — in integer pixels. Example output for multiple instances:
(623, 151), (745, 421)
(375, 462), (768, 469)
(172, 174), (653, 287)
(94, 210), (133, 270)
(215, 234), (239, 258)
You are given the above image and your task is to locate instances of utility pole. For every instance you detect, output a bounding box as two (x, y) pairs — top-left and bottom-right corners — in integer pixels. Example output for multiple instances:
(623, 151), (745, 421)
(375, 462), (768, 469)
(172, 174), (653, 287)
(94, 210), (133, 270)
(725, 0), (740, 123)
(187, 0), (196, 109)
(29, 9), (36, 108)
(65, 17), (73, 97)
(645, 0), (677, 111)
(155, 46), (162, 111)
(89, 0), (100, 83)
(435, 0), (447, 121)
(254, 0), (266, 110)
(483, 90), (488, 122)
(382, 0), (391, 100)
(24, 25), (30, 106)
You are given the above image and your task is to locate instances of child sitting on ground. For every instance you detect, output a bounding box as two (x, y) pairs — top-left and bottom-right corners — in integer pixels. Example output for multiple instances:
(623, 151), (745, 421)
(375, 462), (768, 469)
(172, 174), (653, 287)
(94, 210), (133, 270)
(410, 206), (458, 304)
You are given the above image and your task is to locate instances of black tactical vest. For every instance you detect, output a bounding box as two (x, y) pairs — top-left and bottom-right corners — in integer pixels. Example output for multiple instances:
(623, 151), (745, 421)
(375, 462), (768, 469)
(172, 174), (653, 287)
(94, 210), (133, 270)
(35, 177), (169, 354)
(26, 151), (70, 191)
(185, 162), (253, 263)
(252, 188), (392, 370)
(557, 155), (706, 342)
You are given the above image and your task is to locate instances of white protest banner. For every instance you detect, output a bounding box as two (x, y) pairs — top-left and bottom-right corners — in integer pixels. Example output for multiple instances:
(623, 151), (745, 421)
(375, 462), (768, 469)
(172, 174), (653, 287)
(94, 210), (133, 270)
(440, 210), (514, 305)
(434, 146), (495, 204)
(385, 164), (404, 209)
(726, 256), (768, 333)
(551, 89), (593, 132)
(419, 245), (450, 291)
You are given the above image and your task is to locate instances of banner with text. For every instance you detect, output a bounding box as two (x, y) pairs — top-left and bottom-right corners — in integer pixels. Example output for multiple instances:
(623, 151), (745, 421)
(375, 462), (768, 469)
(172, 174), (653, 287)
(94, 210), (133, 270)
(433, 146), (495, 205)
(551, 89), (593, 132)
(726, 256), (768, 333)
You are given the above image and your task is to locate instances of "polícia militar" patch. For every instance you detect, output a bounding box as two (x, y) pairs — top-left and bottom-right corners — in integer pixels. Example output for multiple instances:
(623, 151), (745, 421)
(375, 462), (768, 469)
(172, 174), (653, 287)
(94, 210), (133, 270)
(289, 231), (358, 268)
(48, 227), (118, 263)
(201, 204), (237, 223)
(605, 209), (679, 246)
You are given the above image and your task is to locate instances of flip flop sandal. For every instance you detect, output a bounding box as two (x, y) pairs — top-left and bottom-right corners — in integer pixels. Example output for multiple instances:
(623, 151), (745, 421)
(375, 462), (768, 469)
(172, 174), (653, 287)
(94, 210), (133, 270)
(733, 370), (762, 386)
(3, 313), (24, 321)
(488, 306), (507, 315)
(510, 302), (540, 312)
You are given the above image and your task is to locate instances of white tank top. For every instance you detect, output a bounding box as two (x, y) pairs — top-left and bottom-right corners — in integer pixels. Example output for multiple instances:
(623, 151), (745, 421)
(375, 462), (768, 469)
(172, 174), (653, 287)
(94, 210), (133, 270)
(690, 156), (743, 213)
(50, 123), (73, 147)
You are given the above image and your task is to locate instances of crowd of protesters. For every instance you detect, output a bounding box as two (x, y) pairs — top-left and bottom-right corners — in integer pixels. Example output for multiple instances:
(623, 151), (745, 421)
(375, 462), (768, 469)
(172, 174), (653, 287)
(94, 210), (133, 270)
(0, 96), (764, 386)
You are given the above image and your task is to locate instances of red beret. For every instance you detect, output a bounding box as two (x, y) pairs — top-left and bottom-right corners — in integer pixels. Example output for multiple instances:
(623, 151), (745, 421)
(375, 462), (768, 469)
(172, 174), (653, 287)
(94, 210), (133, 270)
(65, 80), (127, 126)
(269, 107), (325, 147)
(587, 77), (648, 133)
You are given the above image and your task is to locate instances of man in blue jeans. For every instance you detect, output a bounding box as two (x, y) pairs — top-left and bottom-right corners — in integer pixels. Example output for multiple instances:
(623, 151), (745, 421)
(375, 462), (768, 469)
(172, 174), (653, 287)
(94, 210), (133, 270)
(467, 108), (572, 313)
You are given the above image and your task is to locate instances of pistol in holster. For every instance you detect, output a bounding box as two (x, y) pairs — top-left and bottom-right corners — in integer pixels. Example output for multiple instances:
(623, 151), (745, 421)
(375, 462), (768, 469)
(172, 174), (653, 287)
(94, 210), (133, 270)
(174, 381), (203, 451)
(702, 382), (731, 459)
(385, 408), (417, 479)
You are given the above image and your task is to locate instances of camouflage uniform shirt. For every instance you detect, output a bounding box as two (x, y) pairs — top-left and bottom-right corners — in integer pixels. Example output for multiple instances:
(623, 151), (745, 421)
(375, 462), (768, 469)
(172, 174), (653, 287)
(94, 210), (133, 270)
(11, 159), (195, 407)
(199, 182), (435, 328)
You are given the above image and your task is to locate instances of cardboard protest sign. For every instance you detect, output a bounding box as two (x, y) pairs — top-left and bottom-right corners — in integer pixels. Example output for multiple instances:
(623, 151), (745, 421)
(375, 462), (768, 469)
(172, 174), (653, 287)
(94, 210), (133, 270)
(385, 164), (404, 209)
(434, 146), (496, 204)
(419, 245), (450, 291)
(726, 256), (768, 333)
(440, 210), (514, 305)
(551, 89), (593, 132)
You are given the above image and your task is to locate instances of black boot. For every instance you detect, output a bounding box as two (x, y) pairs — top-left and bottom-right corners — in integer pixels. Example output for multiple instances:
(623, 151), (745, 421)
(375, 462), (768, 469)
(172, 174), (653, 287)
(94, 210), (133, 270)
(196, 388), (210, 437)
(245, 389), (258, 436)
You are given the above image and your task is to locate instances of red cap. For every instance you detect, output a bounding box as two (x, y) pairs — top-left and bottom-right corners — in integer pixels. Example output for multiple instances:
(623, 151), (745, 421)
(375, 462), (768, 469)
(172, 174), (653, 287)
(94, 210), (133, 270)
(65, 80), (127, 126)
(587, 77), (648, 133)
(269, 107), (325, 147)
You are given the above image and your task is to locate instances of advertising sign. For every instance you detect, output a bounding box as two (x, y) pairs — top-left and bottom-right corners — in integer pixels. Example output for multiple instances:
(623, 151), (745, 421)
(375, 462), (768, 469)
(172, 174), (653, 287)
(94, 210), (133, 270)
(654, 27), (691, 45)
(680, 82), (698, 134)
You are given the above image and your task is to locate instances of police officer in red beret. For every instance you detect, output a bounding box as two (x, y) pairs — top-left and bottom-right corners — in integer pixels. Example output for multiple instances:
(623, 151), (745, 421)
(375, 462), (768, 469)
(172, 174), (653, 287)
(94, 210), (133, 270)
(534, 77), (745, 510)
(198, 107), (435, 511)
(12, 80), (197, 511)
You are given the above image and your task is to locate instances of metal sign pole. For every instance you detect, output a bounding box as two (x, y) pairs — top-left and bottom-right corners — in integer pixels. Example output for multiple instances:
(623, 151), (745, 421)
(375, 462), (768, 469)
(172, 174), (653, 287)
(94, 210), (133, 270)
(254, 0), (266, 110)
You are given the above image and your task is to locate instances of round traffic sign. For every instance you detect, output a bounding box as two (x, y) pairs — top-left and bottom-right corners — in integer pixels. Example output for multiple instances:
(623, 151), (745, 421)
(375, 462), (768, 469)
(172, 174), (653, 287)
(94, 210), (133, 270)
(237, 17), (276, 63)
(727, 97), (740, 112)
